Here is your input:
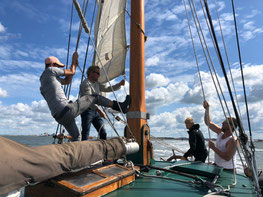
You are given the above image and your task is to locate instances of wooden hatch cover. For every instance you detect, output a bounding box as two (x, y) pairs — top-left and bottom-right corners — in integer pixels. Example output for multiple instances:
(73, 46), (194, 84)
(25, 164), (135, 197)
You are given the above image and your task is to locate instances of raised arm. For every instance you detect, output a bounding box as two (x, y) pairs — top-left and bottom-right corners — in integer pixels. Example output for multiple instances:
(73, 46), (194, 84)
(62, 52), (78, 85)
(203, 100), (222, 134)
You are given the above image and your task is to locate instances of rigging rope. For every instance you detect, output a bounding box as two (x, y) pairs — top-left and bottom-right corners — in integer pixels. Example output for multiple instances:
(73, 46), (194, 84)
(66, 0), (88, 101)
(231, 0), (252, 138)
(230, 0), (260, 192)
(213, 0), (248, 174)
(183, 0), (211, 163)
(186, 0), (244, 187)
(72, 0), (136, 141)
(199, 0), (246, 170)
(199, 0), (248, 173)
(54, 2), (75, 142)
(125, 8), (147, 42)
(80, 0), (97, 85)
(199, 0), (240, 187)
(213, 0), (242, 120)
(187, 0), (228, 124)
(188, 0), (239, 155)
(74, 0), (123, 139)
(203, 0), (260, 191)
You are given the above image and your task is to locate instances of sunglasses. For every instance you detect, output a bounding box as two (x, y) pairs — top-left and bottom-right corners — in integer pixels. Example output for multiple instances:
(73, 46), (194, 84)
(92, 71), (100, 75)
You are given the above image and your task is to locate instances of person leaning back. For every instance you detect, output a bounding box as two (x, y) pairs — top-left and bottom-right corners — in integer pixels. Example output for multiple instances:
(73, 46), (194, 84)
(40, 52), (131, 141)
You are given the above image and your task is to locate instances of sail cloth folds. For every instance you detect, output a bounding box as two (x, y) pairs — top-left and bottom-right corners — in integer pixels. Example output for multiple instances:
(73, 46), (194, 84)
(0, 137), (126, 195)
(93, 0), (127, 83)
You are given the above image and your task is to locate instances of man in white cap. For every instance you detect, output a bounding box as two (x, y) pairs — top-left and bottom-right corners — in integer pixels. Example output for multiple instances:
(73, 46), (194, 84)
(40, 52), (130, 141)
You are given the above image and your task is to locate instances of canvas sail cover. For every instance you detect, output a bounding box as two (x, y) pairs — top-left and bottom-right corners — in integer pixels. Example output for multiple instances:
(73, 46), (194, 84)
(93, 0), (127, 83)
(0, 137), (126, 195)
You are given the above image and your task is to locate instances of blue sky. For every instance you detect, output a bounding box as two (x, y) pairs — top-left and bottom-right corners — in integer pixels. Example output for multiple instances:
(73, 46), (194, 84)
(1, 0), (263, 139)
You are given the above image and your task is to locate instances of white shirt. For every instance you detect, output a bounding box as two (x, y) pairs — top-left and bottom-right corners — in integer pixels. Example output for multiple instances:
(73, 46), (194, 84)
(215, 132), (237, 169)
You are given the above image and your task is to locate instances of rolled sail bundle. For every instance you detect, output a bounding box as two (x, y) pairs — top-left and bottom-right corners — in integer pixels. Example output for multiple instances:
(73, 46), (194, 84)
(0, 136), (135, 195)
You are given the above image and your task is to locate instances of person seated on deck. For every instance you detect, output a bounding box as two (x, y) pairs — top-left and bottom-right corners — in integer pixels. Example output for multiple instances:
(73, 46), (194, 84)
(40, 52), (131, 141)
(57, 129), (70, 144)
(167, 117), (208, 163)
(203, 100), (239, 171)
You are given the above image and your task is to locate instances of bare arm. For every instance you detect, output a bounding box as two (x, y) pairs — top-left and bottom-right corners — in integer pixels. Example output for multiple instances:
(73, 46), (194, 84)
(61, 52), (78, 85)
(203, 100), (222, 134)
(99, 79), (125, 92)
(97, 107), (106, 119)
(209, 138), (239, 161)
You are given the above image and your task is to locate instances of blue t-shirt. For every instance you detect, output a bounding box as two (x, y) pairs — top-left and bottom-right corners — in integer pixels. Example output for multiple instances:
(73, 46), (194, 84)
(40, 67), (68, 116)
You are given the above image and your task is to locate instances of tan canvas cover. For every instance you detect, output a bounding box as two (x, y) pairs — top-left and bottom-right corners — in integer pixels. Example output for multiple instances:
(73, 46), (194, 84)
(93, 0), (127, 83)
(0, 137), (126, 195)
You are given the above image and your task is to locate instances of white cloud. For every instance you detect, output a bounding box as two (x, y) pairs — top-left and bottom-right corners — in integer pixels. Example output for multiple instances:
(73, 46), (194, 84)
(241, 21), (263, 41)
(244, 9), (261, 19)
(146, 56), (160, 66)
(0, 22), (6, 33)
(0, 60), (43, 71)
(246, 84), (263, 102)
(231, 64), (263, 88)
(0, 88), (8, 97)
(0, 45), (11, 59)
(240, 16), (263, 41)
(10, 1), (48, 23)
(144, 63), (263, 138)
(181, 86), (203, 104)
(243, 21), (255, 30)
(146, 73), (170, 89)
(148, 105), (206, 137)
(146, 81), (189, 114)
(0, 73), (41, 102)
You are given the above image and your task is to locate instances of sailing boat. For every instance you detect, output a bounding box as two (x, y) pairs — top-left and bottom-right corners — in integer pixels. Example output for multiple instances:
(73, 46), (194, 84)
(0, 0), (262, 196)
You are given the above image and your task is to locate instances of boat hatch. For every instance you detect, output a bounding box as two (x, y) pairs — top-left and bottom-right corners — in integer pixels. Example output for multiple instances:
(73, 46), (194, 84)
(25, 164), (135, 197)
(168, 160), (223, 178)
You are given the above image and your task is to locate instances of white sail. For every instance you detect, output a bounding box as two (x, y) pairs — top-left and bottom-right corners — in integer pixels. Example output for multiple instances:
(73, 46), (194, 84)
(93, 0), (127, 83)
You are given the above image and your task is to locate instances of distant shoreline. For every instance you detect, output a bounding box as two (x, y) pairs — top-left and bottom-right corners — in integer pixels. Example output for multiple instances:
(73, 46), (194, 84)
(1, 135), (263, 142)
(152, 136), (263, 142)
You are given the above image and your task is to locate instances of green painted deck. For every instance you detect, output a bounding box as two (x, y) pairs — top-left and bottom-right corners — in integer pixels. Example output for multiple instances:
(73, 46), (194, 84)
(106, 160), (258, 197)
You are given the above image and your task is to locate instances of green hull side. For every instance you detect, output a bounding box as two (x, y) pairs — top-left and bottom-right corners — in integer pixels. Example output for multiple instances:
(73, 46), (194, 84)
(106, 160), (258, 197)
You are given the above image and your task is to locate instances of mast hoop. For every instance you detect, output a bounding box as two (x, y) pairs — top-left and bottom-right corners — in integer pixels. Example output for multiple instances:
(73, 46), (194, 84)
(126, 111), (150, 120)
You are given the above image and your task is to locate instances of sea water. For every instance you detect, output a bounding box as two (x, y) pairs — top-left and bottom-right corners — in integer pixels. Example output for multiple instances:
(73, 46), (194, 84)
(151, 138), (263, 173)
(2, 135), (263, 171)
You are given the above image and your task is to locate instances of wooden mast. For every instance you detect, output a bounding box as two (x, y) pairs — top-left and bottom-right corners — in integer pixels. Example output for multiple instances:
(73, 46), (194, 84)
(127, 0), (150, 165)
